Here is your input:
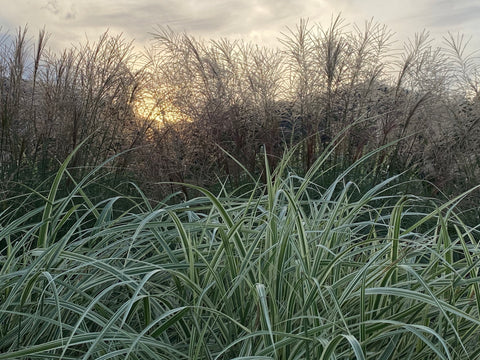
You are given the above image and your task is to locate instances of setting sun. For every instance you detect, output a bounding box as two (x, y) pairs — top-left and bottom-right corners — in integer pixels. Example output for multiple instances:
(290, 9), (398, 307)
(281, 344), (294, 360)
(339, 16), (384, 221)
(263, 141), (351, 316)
(134, 90), (190, 124)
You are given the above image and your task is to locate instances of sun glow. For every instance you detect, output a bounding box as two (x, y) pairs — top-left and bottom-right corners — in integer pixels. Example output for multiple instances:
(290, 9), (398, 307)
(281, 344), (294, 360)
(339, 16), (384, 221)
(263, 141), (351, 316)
(134, 91), (190, 124)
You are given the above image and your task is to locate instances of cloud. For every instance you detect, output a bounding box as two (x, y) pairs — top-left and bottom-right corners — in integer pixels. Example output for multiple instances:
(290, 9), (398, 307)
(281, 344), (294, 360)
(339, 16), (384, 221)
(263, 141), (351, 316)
(423, 0), (480, 29)
(0, 0), (330, 50)
(0, 0), (479, 52)
(44, 0), (77, 21)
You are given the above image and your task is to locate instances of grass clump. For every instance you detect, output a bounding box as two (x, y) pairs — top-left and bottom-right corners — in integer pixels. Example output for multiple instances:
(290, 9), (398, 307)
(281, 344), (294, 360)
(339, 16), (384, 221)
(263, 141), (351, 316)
(1, 146), (480, 359)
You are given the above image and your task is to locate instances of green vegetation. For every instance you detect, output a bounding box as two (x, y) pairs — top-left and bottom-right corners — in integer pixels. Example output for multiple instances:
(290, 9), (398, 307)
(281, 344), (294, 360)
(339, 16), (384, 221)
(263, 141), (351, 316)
(1, 143), (480, 359)
(1, 15), (480, 359)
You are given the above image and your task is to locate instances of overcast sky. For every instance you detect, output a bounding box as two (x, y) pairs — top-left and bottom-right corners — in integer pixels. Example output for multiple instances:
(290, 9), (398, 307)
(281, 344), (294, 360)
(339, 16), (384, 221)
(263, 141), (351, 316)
(1, 0), (480, 52)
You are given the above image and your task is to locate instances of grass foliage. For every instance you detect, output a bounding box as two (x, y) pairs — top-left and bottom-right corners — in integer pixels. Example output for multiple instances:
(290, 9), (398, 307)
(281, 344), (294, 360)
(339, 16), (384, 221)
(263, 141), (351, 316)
(1, 146), (480, 359)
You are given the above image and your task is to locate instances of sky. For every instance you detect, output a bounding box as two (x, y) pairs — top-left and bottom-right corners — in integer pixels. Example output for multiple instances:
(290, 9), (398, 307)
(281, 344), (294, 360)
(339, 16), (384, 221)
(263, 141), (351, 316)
(1, 0), (480, 53)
